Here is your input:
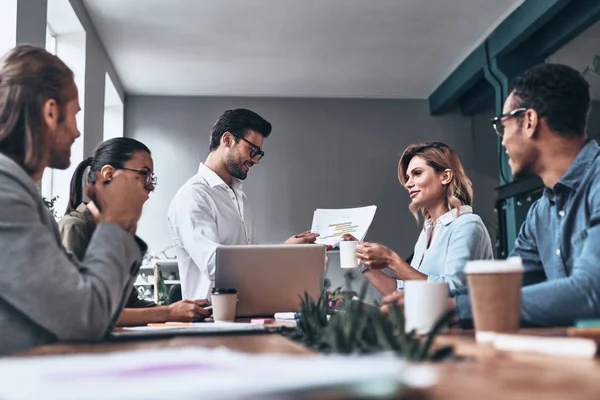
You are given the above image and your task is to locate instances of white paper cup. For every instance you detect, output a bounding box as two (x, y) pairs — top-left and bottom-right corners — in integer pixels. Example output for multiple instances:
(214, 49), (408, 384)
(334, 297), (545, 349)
(211, 288), (238, 323)
(339, 241), (360, 269)
(404, 281), (449, 334)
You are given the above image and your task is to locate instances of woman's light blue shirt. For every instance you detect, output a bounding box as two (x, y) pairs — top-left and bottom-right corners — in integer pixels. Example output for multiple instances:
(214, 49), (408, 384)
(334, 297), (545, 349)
(397, 205), (493, 291)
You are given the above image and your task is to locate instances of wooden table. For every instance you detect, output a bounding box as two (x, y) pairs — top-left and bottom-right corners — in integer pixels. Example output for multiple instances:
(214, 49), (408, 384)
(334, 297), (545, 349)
(16, 328), (600, 399)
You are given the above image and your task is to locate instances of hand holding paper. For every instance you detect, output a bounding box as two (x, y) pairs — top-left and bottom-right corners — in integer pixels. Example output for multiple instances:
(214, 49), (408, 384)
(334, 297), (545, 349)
(310, 206), (377, 247)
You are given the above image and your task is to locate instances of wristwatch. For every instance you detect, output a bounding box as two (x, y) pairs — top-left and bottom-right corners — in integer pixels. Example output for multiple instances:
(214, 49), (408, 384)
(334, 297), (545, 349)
(359, 265), (369, 273)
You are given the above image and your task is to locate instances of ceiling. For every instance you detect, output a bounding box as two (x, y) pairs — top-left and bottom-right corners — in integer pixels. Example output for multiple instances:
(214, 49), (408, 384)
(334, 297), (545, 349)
(82, 0), (524, 98)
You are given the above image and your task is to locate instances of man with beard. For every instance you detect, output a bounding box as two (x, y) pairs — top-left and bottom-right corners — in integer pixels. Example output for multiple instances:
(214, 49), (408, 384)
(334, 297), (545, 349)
(0, 45), (148, 355)
(384, 63), (600, 328)
(168, 109), (318, 300)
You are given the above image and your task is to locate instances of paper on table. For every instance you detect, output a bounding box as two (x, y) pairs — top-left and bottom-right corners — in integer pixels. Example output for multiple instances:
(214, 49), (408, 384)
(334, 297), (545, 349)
(311, 205), (377, 247)
(0, 347), (437, 399)
(111, 322), (266, 339)
(489, 333), (597, 359)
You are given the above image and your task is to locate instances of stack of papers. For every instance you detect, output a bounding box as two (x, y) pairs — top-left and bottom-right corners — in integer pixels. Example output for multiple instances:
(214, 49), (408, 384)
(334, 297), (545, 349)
(311, 205), (377, 247)
(0, 347), (437, 399)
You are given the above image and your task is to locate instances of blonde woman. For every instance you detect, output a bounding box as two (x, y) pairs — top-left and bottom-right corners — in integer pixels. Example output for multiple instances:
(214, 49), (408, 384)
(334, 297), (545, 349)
(344, 142), (493, 295)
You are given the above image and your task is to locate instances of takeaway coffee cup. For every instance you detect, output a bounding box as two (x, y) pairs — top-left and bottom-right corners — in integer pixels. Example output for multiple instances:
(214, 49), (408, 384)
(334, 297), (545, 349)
(211, 288), (238, 323)
(465, 258), (523, 342)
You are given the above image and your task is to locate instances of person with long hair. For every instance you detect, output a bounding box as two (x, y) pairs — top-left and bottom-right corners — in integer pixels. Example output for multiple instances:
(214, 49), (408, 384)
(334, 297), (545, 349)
(344, 141), (493, 296)
(0, 45), (148, 355)
(59, 137), (210, 325)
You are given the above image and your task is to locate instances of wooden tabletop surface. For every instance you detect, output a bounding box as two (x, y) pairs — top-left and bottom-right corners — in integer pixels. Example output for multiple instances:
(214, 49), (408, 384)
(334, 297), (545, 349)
(15, 327), (600, 399)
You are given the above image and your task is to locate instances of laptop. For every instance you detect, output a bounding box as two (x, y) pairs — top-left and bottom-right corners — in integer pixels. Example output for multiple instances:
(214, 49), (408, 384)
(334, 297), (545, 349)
(215, 244), (326, 318)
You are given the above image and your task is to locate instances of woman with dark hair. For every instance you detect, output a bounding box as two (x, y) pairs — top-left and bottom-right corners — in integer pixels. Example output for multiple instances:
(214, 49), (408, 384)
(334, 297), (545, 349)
(59, 137), (210, 325)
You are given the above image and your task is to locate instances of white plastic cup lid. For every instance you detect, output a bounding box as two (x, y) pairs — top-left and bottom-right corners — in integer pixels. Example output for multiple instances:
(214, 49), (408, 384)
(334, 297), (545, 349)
(465, 258), (523, 274)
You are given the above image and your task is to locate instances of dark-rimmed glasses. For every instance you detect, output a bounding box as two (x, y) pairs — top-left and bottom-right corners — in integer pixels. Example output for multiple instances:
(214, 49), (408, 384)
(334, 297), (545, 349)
(491, 108), (527, 137)
(230, 133), (265, 160)
(121, 167), (157, 191)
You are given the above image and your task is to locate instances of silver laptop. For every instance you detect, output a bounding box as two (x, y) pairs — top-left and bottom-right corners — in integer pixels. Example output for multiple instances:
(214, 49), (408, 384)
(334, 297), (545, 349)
(215, 244), (326, 318)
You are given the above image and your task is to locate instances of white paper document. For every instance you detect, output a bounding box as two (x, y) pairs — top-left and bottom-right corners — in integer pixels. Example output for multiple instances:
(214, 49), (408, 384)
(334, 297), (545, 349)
(111, 322), (266, 339)
(311, 205), (377, 247)
(0, 347), (437, 399)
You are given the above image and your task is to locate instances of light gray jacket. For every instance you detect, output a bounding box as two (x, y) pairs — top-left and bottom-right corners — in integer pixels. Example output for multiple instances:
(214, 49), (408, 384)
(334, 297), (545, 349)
(0, 153), (145, 355)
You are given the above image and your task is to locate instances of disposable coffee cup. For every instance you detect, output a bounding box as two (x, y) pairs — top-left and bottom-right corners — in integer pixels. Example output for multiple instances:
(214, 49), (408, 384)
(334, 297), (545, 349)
(404, 281), (449, 334)
(211, 288), (238, 323)
(465, 258), (523, 342)
(339, 241), (360, 269)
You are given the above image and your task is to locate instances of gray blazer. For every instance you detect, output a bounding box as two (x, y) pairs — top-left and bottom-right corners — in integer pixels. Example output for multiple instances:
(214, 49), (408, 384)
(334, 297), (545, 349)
(0, 153), (145, 355)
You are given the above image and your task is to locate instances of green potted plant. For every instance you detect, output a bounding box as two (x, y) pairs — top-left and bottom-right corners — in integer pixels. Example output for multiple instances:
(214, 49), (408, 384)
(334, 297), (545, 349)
(583, 55), (600, 77)
(283, 282), (454, 361)
(42, 195), (59, 218)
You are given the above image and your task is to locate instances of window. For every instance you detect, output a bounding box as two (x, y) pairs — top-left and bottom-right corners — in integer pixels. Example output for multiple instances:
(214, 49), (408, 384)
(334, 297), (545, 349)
(0, 0), (17, 57)
(45, 24), (57, 55)
(41, 25), (58, 203)
(104, 73), (124, 140)
(44, 0), (87, 217)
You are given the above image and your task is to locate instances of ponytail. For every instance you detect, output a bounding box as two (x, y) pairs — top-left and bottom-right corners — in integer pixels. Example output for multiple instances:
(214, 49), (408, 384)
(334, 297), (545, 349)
(65, 156), (93, 215)
(63, 137), (152, 216)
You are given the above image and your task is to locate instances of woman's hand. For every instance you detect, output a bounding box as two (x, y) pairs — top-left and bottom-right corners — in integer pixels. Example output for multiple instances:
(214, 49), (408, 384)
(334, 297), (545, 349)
(341, 234), (359, 242)
(356, 242), (397, 269)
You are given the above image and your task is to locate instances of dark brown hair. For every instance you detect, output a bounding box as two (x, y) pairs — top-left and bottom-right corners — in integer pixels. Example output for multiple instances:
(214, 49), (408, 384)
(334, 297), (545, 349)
(0, 45), (74, 175)
(399, 142), (473, 222)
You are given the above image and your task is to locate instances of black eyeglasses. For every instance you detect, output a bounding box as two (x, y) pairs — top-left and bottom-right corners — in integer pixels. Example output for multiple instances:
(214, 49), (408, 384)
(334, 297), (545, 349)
(230, 133), (265, 160)
(121, 167), (158, 191)
(491, 108), (527, 137)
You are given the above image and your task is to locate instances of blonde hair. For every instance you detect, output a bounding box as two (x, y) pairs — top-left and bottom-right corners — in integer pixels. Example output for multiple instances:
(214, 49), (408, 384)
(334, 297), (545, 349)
(398, 142), (473, 222)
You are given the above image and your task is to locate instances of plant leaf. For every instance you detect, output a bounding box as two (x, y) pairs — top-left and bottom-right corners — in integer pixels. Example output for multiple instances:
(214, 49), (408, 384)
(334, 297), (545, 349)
(593, 55), (600, 73)
(419, 309), (455, 361)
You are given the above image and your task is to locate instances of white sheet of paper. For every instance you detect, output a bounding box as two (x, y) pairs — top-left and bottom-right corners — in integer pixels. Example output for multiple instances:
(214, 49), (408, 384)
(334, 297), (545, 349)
(311, 205), (377, 247)
(112, 322), (265, 338)
(0, 347), (437, 399)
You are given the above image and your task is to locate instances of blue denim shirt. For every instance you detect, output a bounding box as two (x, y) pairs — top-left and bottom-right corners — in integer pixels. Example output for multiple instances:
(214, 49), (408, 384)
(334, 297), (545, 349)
(455, 139), (600, 327)
(397, 206), (494, 291)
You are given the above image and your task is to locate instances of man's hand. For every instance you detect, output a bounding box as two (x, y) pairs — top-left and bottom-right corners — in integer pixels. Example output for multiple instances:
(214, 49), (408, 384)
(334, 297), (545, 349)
(167, 299), (211, 322)
(88, 172), (149, 235)
(380, 291), (456, 319)
(380, 291), (405, 316)
(285, 231), (320, 244)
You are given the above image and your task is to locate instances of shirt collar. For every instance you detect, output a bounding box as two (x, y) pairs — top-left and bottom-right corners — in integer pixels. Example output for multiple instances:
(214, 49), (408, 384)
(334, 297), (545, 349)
(554, 139), (599, 191)
(197, 163), (242, 190)
(425, 205), (473, 228)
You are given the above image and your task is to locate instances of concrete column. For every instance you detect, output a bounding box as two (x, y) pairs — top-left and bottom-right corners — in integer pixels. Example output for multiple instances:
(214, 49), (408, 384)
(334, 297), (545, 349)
(16, 0), (48, 46)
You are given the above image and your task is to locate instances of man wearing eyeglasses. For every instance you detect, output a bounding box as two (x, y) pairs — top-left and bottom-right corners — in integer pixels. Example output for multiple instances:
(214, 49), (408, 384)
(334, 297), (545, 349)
(168, 108), (319, 301)
(384, 63), (600, 328)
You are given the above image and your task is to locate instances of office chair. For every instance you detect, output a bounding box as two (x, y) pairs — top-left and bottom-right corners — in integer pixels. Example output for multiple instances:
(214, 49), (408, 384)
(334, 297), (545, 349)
(168, 284), (182, 304)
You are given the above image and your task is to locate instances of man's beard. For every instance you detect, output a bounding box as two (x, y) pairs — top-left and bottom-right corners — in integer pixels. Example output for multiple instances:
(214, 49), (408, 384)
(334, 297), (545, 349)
(225, 151), (249, 180)
(509, 127), (539, 180)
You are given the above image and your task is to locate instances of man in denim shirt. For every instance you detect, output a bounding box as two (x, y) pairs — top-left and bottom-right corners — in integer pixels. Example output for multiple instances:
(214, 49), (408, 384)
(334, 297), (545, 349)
(384, 63), (600, 327)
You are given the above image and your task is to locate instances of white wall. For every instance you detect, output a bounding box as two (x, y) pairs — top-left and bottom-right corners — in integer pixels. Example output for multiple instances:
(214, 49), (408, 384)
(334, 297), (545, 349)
(104, 73), (124, 140)
(0, 0), (17, 56)
(45, 4), (87, 214)
(126, 96), (500, 257)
